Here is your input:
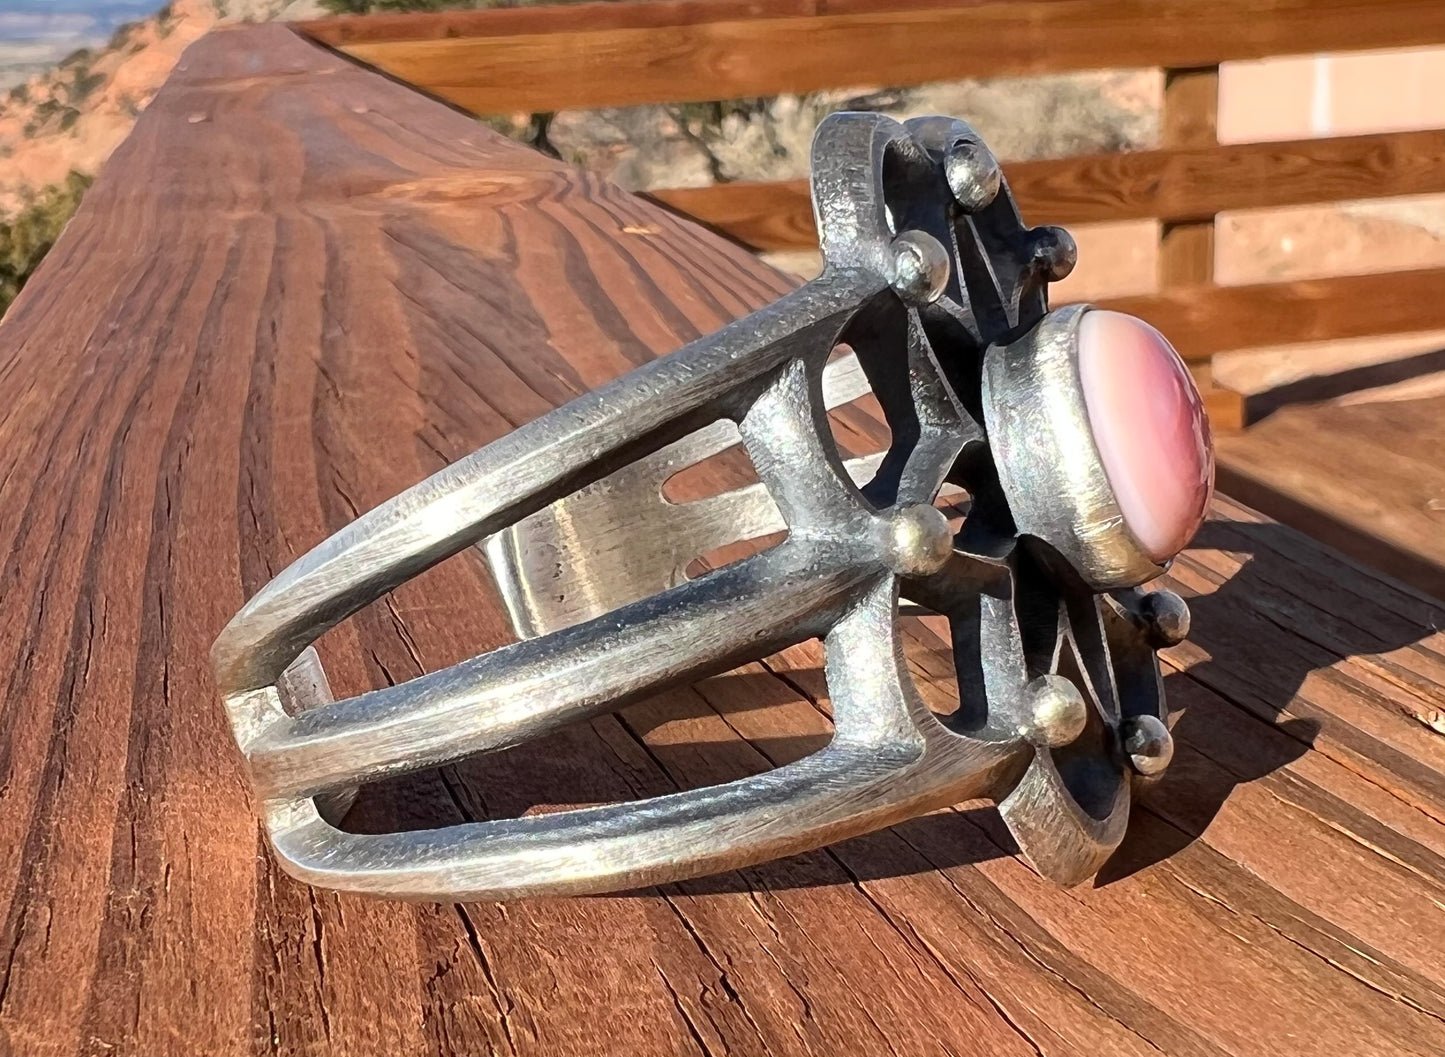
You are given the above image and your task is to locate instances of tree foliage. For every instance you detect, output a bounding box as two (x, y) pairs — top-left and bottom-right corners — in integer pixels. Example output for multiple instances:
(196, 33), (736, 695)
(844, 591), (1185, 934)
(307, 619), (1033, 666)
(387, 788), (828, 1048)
(0, 171), (93, 316)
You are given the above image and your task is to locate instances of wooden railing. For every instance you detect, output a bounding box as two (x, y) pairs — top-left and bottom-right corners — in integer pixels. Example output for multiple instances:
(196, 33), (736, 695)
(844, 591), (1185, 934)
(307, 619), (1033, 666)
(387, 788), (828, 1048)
(299, 0), (1445, 428)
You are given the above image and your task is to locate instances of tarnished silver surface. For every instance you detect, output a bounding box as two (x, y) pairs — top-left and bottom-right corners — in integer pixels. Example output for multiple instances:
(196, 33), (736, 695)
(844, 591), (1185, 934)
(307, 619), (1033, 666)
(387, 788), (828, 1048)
(984, 304), (1165, 590)
(214, 113), (1194, 899)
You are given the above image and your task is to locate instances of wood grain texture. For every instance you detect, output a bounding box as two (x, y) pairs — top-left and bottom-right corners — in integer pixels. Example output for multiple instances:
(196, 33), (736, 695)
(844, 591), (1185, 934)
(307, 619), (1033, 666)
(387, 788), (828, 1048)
(1190, 365), (1247, 433)
(300, 0), (876, 45)
(651, 127), (1445, 249)
(1217, 393), (1445, 602)
(1157, 66), (1238, 428)
(300, 0), (1445, 115)
(1157, 66), (1218, 289)
(1102, 266), (1445, 361)
(1, 23), (1445, 1057)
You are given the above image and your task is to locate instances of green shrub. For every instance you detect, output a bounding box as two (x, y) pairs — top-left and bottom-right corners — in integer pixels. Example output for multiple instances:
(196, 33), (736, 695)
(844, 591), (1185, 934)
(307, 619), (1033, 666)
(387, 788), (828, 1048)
(58, 47), (93, 70)
(70, 66), (107, 106)
(0, 171), (93, 316)
(111, 20), (143, 51)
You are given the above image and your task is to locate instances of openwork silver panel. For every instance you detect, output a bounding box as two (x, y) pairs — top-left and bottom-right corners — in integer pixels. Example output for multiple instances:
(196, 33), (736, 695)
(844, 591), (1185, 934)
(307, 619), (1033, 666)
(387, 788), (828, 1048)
(214, 113), (1195, 898)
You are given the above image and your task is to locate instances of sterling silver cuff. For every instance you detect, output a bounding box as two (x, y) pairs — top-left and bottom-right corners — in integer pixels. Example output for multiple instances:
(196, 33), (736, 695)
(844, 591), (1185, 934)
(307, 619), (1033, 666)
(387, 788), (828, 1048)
(213, 112), (1212, 900)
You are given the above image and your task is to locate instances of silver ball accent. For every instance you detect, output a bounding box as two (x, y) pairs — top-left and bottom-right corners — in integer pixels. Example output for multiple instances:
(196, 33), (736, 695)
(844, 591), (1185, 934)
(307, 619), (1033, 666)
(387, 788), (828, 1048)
(1026, 675), (1088, 748)
(889, 230), (950, 304)
(944, 139), (1002, 213)
(1140, 589), (1191, 647)
(1028, 226), (1077, 282)
(1120, 714), (1174, 776)
(880, 503), (954, 576)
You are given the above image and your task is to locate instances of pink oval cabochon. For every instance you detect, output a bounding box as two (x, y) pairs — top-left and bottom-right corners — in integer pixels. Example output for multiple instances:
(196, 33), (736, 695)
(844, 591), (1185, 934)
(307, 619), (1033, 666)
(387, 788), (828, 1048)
(1077, 310), (1215, 563)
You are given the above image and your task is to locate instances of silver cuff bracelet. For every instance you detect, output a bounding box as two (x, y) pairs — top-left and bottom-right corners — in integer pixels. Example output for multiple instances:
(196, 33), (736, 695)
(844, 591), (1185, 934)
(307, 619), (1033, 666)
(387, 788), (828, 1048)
(213, 112), (1214, 900)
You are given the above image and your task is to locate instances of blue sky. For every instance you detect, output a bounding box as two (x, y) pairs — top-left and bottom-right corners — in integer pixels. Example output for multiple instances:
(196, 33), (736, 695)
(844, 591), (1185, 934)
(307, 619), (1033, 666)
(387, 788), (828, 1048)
(0, 0), (156, 43)
(0, 0), (159, 87)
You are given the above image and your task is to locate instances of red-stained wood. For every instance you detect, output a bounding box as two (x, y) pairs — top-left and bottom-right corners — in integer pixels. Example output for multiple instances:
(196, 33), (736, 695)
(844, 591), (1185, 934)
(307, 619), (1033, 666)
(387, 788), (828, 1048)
(298, 0), (1445, 113)
(1216, 391), (1445, 604)
(299, 0), (1089, 48)
(1101, 266), (1445, 361)
(650, 128), (1445, 246)
(1, 23), (1444, 1057)
(1155, 66), (1242, 428)
(1156, 66), (1218, 288)
(301, 0), (833, 45)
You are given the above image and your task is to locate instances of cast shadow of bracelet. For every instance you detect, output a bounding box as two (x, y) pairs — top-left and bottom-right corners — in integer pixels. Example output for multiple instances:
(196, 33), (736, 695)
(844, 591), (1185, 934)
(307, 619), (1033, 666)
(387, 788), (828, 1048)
(343, 518), (1434, 893)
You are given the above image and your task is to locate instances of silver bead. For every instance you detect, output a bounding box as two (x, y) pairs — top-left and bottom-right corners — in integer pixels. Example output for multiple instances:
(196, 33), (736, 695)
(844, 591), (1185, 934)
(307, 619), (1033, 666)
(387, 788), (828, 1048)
(1120, 714), (1174, 776)
(1026, 675), (1088, 748)
(879, 503), (954, 576)
(1141, 589), (1191, 647)
(1028, 225), (1077, 282)
(944, 138), (1002, 213)
(889, 230), (950, 304)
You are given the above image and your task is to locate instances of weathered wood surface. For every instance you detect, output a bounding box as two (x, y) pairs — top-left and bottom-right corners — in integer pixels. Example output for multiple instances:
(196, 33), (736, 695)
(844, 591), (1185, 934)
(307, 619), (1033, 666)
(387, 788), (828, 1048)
(1217, 391), (1445, 604)
(3, 24), (1445, 1057)
(652, 128), (1445, 249)
(1155, 66), (1217, 290)
(650, 129), (1445, 401)
(1099, 267), (1445, 361)
(299, 0), (1445, 114)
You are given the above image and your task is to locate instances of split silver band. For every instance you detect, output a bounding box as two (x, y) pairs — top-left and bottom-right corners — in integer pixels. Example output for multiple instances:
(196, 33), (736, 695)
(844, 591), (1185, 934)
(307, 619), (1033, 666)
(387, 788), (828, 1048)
(214, 113), (1187, 900)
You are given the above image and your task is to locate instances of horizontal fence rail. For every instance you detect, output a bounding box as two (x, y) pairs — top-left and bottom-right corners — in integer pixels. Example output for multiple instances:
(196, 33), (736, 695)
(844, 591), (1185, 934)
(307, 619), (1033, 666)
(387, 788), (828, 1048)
(296, 0), (1445, 427)
(649, 128), (1445, 248)
(299, 0), (1445, 113)
(1103, 267), (1445, 361)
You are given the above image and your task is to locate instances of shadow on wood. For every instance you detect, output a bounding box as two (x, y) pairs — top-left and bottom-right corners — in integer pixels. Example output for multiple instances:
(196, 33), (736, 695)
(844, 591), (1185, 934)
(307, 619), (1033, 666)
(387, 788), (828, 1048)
(333, 518), (1445, 896)
(1242, 343), (1445, 423)
(4, 24), (1445, 1056)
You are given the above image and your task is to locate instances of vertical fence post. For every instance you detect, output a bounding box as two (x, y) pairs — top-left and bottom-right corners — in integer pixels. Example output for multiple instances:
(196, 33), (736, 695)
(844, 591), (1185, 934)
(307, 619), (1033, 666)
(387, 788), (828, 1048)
(1159, 66), (1218, 286)
(1160, 65), (1246, 429)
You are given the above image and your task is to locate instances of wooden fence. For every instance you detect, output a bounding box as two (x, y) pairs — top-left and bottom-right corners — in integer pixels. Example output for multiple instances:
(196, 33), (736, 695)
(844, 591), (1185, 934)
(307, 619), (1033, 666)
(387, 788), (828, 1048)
(299, 0), (1445, 428)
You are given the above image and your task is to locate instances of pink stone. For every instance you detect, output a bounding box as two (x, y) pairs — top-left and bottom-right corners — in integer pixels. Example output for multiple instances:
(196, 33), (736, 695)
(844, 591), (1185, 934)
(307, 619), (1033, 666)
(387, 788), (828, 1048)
(1077, 310), (1215, 563)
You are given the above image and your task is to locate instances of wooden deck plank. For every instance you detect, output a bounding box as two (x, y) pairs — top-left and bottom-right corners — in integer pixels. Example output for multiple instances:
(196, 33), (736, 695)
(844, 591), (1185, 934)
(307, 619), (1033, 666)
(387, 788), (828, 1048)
(1217, 392), (1445, 606)
(0, 23), (1444, 1057)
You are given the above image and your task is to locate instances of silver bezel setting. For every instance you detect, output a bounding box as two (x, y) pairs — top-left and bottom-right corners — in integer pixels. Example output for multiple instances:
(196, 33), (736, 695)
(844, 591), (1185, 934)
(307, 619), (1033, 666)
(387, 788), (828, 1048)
(983, 304), (1167, 590)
